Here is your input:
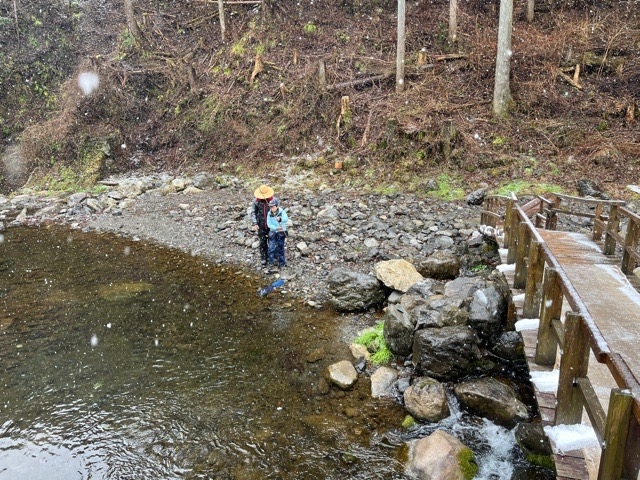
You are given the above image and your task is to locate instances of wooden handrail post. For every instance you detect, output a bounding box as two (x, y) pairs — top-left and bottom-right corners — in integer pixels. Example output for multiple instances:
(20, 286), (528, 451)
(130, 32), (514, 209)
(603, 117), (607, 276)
(513, 222), (529, 289)
(535, 268), (562, 365)
(603, 204), (620, 255)
(598, 388), (634, 480)
(523, 240), (544, 318)
(507, 206), (519, 264)
(593, 203), (604, 241)
(622, 219), (640, 274)
(503, 196), (514, 248)
(556, 312), (590, 425)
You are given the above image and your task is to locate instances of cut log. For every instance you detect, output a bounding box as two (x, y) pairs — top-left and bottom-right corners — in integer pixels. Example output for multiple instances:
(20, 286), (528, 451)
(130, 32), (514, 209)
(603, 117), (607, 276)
(318, 59), (327, 90)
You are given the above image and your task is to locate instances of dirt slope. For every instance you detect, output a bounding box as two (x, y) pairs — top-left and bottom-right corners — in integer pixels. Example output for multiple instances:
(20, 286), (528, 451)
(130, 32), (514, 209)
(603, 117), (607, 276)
(1, 0), (639, 197)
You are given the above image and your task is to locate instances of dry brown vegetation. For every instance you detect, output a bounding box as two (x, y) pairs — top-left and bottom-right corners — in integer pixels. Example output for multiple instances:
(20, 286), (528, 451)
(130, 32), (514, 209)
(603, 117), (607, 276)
(1, 0), (639, 196)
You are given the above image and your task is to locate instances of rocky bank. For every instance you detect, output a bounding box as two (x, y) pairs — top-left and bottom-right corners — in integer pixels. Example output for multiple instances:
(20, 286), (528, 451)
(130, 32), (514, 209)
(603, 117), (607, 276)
(1, 171), (490, 308)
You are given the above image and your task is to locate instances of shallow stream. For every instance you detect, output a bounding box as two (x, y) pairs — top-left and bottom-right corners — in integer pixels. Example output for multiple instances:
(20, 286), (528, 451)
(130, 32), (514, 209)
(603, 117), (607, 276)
(0, 225), (547, 479)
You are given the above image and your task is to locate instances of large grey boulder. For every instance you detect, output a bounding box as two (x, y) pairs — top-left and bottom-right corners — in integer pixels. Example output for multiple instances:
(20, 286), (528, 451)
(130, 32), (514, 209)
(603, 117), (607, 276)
(454, 377), (529, 428)
(412, 326), (482, 381)
(466, 188), (487, 206)
(382, 304), (414, 357)
(515, 422), (553, 458)
(192, 171), (216, 189)
(403, 377), (450, 422)
(418, 250), (460, 280)
(405, 278), (439, 298)
(327, 267), (386, 312)
(492, 331), (525, 360)
(443, 276), (486, 303)
(468, 283), (509, 342)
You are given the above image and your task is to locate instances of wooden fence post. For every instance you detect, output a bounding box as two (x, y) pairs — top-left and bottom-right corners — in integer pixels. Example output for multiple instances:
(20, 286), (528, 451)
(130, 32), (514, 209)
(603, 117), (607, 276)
(555, 312), (589, 425)
(503, 195), (514, 248)
(507, 205), (519, 264)
(622, 219), (640, 274)
(603, 204), (620, 255)
(593, 203), (604, 241)
(535, 268), (563, 365)
(523, 240), (544, 318)
(513, 222), (529, 289)
(598, 388), (634, 480)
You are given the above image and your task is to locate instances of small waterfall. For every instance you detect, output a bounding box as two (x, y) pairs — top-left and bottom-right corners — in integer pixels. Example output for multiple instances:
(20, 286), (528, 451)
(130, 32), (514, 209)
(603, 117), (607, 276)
(395, 388), (532, 480)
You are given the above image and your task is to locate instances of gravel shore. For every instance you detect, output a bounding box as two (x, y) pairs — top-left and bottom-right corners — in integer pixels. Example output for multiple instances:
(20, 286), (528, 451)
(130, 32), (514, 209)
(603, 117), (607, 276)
(65, 173), (486, 307)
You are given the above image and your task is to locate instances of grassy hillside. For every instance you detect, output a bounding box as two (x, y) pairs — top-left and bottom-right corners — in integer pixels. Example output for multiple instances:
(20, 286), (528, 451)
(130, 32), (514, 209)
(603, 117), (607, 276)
(1, 0), (639, 197)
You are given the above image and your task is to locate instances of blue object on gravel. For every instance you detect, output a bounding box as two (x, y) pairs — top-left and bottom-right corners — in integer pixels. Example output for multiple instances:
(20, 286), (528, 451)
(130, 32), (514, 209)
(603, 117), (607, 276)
(257, 278), (285, 297)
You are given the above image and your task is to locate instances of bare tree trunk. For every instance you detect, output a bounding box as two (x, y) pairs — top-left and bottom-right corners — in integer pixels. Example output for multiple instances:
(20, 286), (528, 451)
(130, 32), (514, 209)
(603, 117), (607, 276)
(526, 0), (534, 22)
(492, 0), (513, 116)
(396, 0), (406, 93)
(218, 0), (226, 41)
(449, 0), (458, 43)
(12, 0), (20, 41)
(124, 0), (141, 39)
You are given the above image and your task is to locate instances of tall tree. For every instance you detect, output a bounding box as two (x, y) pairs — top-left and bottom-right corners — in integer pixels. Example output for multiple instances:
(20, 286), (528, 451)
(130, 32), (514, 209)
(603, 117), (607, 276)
(396, 0), (406, 93)
(527, 0), (535, 22)
(449, 0), (458, 43)
(218, 0), (226, 41)
(492, 0), (513, 116)
(124, 0), (141, 40)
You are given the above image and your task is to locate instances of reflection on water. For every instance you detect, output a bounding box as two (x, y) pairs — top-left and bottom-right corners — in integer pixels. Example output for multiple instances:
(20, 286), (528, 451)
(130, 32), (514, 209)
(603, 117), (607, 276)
(0, 226), (408, 479)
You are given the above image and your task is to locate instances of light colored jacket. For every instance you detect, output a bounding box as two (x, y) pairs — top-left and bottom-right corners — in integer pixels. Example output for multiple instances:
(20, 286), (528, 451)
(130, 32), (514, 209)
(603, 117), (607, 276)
(267, 207), (289, 232)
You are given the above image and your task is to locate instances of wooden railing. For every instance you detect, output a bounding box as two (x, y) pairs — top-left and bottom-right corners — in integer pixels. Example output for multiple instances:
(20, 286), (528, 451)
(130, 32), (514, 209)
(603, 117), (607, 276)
(481, 193), (640, 480)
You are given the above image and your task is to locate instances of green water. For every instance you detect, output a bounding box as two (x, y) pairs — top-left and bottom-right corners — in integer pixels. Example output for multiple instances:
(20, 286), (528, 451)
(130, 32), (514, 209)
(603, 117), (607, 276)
(0, 226), (407, 479)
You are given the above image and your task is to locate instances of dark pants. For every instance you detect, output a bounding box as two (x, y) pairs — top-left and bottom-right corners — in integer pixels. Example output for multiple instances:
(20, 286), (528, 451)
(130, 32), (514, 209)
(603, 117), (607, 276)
(268, 231), (287, 266)
(258, 228), (269, 262)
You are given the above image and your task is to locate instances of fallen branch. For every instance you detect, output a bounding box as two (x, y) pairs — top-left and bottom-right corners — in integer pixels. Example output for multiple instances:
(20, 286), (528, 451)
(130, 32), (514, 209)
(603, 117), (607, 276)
(327, 73), (392, 91)
(432, 53), (467, 61)
(557, 69), (583, 90)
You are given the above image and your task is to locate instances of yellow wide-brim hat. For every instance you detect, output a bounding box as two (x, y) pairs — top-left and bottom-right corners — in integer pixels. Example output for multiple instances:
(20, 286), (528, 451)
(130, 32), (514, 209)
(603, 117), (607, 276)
(254, 184), (274, 199)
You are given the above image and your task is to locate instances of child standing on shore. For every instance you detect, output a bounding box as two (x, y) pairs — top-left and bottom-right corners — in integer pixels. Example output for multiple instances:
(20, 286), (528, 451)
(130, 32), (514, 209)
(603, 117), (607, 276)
(250, 184), (275, 266)
(266, 197), (289, 270)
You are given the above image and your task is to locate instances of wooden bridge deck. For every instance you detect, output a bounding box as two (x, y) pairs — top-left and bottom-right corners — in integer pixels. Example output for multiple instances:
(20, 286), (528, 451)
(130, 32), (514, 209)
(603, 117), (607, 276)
(502, 229), (640, 480)
(538, 229), (640, 379)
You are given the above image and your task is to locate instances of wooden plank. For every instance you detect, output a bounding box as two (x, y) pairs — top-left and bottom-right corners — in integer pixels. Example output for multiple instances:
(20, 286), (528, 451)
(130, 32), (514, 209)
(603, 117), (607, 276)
(555, 454), (590, 479)
(576, 376), (606, 443)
